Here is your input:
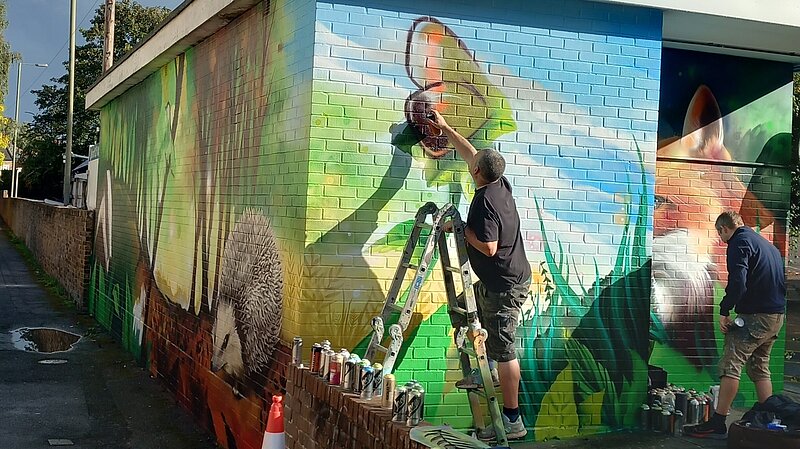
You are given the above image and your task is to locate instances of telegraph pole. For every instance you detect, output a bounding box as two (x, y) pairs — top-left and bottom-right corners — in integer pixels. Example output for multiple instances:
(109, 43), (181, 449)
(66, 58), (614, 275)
(11, 60), (20, 198)
(103, 0), (115, 72)
(63, 0), (76, 204)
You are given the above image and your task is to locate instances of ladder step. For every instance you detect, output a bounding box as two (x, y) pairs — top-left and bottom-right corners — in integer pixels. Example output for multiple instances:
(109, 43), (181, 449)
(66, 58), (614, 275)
(372, 344), (389, 353)
(402, 262), (419, 270)
(443, 266), (462, 273)
(459, 347), (477, 358)
(386, 303), (403, 313)
(416, 223), (432, 230)
(449, 306), (469, 316)
(455, 383), (486, 392)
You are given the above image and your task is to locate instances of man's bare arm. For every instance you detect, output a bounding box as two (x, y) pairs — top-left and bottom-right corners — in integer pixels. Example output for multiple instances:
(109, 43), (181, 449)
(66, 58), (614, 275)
(465, 227), (498, 257)
(429, 110), (479, 175)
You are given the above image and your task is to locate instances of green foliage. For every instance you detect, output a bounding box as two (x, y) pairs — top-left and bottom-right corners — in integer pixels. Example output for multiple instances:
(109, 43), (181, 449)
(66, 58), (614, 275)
(0, 1), (13, 100)
(519, 142), (651, 437)
(18, 0), (170, 199)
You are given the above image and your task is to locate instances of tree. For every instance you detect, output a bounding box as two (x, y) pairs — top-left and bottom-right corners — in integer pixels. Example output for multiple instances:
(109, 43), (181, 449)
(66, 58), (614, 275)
(17, 0), (170, 199)
(0, 1), (14, 99)
(0, 1), (15, 191)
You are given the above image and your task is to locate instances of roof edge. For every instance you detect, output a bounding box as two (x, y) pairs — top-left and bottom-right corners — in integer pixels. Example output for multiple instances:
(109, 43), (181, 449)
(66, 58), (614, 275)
(85, 0), (261, 110)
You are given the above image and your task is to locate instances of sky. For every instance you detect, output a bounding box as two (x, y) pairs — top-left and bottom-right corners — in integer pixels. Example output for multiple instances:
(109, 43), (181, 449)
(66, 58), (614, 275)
(3, 0), (183, 122)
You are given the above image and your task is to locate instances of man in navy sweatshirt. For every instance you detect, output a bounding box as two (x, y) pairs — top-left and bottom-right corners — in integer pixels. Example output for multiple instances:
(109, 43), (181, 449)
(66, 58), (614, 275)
(687, 211), (786, 439)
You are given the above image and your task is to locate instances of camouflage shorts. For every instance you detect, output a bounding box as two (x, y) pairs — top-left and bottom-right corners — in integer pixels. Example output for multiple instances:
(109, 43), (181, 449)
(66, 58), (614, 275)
(449, 279), (531, 363)
(719, 313), (784, 381)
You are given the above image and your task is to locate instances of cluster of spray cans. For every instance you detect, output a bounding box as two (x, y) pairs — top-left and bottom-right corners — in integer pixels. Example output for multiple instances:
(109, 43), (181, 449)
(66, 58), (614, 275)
(641, 385), (719, 436)
(391, 380), (426, 427)
(292, 337), (426, 427)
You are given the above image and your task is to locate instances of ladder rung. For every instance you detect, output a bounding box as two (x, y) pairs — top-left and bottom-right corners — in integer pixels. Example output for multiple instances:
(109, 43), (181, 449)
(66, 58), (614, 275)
(402, 262), (418, 270)
(386, 303), (403, 313)
(372, 344), (388, 353)
(416, 223), (432, 230)
(459, 348), (477, 357)
(449, 306), (469, 316)
(443, 266), (461, 273)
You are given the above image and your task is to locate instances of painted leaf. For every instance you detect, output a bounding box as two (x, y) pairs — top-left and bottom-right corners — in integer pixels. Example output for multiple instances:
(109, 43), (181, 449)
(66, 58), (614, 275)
(535, 362), (580, 440)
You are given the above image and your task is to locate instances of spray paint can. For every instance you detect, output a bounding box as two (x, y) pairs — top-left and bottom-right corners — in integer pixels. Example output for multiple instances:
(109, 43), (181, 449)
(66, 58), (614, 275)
(360, 366), (375, 400)
(371, 363), (383, 399)
(700, 396), (710, 422)
(329, 353), (343, 386)
(640, 404), (650, 430)
(709, 386), (720, 412)
(291, 337), (303, 367)
(321, 349), (332, 380)
(382, 374), (396, 409)
(732, 316), (745, 330)
(393, 386), (408, 422)
(354, 360), (370, 394)
(310, 343), (322, 374)
(407, 387), (425, 427)
(650, 404), (663, 432)
(664, 390), (676, 409)
(688, 398), (700, 424)
(661, 409), (672, 434)
(674, 410), (685, 436)
(342, 357), (357, 391)
(675, 391), (688, 417)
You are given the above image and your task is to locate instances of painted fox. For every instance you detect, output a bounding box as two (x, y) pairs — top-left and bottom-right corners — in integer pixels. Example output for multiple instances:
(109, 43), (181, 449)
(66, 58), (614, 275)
(652, 85), (780, 368)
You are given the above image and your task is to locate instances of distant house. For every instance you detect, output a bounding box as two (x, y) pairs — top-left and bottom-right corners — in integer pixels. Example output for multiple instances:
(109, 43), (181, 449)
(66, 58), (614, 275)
(1, 146), (11, 171)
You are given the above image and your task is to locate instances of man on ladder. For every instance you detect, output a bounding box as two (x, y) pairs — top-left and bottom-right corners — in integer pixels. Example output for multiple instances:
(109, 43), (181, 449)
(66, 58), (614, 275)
(428, 110), (531, 441)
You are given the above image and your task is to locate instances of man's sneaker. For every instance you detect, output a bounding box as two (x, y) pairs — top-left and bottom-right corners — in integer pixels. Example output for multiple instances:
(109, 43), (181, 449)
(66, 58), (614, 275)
(477, 414), (527, 441)
(685, 419), (727, 440)
(454, 368), (500, 390)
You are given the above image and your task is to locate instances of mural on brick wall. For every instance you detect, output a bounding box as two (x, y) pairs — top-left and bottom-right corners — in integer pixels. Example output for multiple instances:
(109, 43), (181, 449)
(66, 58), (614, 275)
(91, 1), (790, 445)
(307, 3), (661, 439)
(651, 48), (793, 394)
(89, 1), (311, 448)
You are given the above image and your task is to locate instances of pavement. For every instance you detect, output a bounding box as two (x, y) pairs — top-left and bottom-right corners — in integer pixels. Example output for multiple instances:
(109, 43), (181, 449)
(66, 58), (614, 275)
(0, 221), (219, 449)
(0, 216), (797, 449)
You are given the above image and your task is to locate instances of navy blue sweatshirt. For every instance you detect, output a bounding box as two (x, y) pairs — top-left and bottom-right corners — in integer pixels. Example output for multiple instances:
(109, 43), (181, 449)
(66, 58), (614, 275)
(720, 227), (786, 316)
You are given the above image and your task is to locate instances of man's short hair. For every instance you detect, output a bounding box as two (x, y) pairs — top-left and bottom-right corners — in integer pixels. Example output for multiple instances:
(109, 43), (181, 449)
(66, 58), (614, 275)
(715, 211), (744, 230)
(477, 149), (505, 183)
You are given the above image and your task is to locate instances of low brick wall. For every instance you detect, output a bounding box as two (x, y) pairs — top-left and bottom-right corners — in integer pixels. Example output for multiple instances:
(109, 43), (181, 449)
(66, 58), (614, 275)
(0, 198), (94, 308)
(285, 364), (432, 449)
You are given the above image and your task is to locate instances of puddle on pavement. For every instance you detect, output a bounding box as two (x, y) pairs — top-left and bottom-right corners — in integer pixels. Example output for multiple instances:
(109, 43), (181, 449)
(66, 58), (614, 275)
(10, 327), (81, 353)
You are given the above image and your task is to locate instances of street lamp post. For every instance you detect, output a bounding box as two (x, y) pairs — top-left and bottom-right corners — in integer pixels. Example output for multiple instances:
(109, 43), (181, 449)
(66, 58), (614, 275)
(63, 0), (77, 205)
(11, 60), (48, 198)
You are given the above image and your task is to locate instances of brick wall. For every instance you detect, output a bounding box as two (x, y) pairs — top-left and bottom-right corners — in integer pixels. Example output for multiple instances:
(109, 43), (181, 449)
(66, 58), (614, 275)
(0, 198), (94, 308)
(285, 364), (431, 449)
(302, 0), (662, 436)
(89, 1), (317, 448)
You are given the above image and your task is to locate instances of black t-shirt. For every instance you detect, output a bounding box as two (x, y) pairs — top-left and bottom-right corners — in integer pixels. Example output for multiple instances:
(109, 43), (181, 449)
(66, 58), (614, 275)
(466, 176), (531, 292)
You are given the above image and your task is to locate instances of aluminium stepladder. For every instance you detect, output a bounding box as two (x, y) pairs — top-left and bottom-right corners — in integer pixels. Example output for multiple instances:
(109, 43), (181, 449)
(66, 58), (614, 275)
(364, 202), (508, 446)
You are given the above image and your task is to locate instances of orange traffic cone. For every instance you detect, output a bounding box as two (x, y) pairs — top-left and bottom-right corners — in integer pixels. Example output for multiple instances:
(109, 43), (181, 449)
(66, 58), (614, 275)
(261, 395), (285, 449)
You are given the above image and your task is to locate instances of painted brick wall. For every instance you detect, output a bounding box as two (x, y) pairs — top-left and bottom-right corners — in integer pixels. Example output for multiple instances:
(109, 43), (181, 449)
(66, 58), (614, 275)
(651, 48), (794, 405)
(302, 0), (662, 438)
(0, 198), (94, 307)
(90, 1), (316, 448)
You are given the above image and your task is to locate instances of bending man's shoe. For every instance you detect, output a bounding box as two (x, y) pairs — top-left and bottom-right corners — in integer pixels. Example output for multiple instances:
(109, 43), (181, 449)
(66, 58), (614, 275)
(685, 415), (728, 440)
